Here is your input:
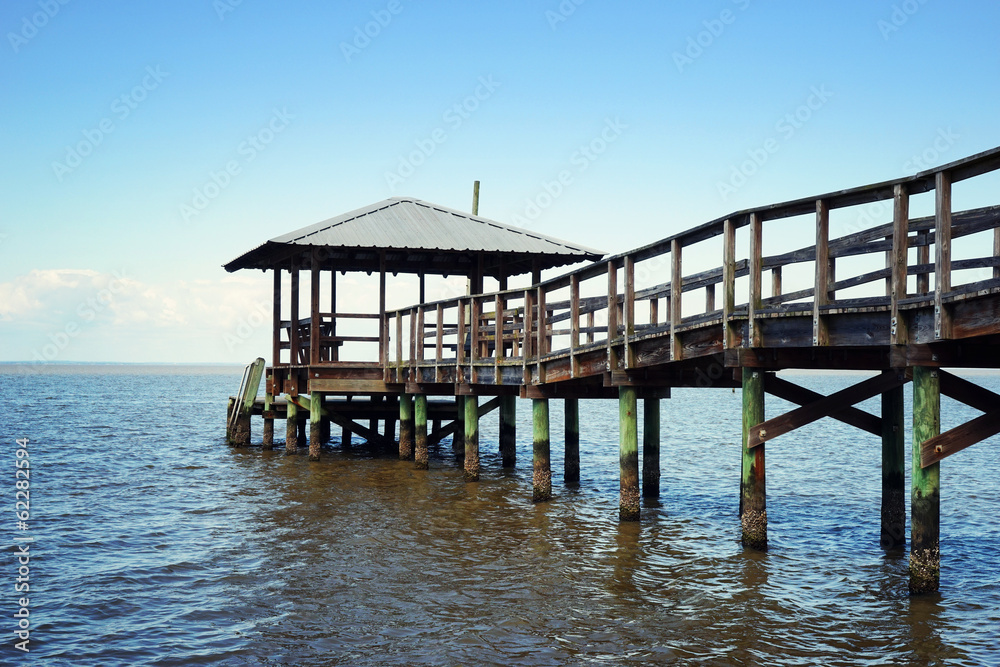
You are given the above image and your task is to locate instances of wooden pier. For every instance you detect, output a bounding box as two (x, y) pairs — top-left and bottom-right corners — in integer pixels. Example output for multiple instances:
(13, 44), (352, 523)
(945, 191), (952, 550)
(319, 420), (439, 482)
(226, 148), (1000, 594)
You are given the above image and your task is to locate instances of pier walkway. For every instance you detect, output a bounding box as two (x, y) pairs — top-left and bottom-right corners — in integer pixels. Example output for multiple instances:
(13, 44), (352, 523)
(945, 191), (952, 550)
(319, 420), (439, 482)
(228, 147), (1000, 594)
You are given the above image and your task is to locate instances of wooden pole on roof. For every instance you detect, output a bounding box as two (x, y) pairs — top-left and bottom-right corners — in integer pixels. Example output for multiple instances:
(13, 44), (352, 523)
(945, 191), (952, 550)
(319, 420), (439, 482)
(467, 181), (480, 297)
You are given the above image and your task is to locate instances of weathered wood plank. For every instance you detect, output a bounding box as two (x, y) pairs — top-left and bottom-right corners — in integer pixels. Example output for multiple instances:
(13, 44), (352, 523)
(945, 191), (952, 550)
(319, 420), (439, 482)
(891, 184), (909, 345)
(671, 239), (682, 360)
(723, 217), (737, 349)
(749, 370), (906, 448)
(935, 171), (953, 339)
(920, 408), (1000, 468)
(763, 373), (882, 436)
(749, 212), (763, 347)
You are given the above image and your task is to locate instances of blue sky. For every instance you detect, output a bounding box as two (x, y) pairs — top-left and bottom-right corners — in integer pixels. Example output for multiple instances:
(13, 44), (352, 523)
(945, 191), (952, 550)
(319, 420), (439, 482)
(2, 0), (999, 362)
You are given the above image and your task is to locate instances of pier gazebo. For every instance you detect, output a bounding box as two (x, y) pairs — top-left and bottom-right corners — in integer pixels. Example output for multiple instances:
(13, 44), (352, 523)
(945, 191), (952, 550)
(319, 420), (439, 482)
(224, 195), (604, 451)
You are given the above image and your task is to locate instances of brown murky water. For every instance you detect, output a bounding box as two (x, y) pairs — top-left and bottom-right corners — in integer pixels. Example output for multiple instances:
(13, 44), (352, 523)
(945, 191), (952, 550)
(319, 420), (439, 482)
(8, 368), (999, 665)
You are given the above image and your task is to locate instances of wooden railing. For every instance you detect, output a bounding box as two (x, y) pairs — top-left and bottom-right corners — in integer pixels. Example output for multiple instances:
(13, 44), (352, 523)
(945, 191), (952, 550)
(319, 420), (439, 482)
(383, 147), (1000, 384)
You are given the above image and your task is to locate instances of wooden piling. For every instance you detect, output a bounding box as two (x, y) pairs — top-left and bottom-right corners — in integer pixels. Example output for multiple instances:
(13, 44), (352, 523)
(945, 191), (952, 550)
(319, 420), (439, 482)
(454, 396), (465, 454)
(910, 367), (941, 594)
(226, 397), (235, 438)
(881, 384), (906, 549)
(369, 394), (381, 443)
(464, 395), (479, 481)
(642, 397), (660, 499)
(320, 413), (331, 445)
(262, 392), (274, 449)
(532, 398), (551, 502)
(399, 393), (414, 460)
(341, 420), (352, 448)
(298, 413), (308, 447)
(564, 398), (580, 485)
(285, 397), (298, 453)
(414, 394), (428, 470)
(309, 392), (322, 461)
(500, 394), (517, 468)
(741, 368), (767, 550)
(619, 387), (640, 522)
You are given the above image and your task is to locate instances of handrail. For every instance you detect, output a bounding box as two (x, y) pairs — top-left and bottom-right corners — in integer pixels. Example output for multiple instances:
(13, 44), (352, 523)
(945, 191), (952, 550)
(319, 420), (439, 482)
(379, 148), (1000, 383)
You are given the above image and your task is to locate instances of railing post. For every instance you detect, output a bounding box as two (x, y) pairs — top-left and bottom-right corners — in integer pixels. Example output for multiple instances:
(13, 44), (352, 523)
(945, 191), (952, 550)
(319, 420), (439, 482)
(536, 285), (546, 383)
(670, 239), (682, 360)
(409, 307), (418, 381)
(570, 274), (580, 378)
(994, 221), (1000, 280)
(395, 311), (403, 381)
(916, 231), (930, 295)
(416, 305), (425, 365)
(813, 200), (830, 346)
(435, 303), (444, 383)
(607, 260), (619, 370)
(523, 288), (535, 385)
(495, 293), (503, 384)
(456, 299), (466, 385)
(891, 184), (910, 346)
(723, 218), (737, 348)
(935, 170), (953, 339)
(624, 255), (636, 368)
(748, 212), (763, 348)
(470, 296), (481, 384)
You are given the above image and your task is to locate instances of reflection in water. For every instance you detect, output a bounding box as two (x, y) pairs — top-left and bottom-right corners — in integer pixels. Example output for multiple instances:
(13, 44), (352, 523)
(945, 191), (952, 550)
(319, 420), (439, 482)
(7, 369), (999, 666)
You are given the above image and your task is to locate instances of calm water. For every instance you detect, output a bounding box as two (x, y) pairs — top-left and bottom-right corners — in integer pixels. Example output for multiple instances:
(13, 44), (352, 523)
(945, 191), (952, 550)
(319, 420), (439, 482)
(1, 365), (998, 666)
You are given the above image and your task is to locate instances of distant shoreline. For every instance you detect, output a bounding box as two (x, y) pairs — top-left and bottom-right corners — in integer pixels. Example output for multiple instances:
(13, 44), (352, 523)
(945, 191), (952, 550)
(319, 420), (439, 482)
(0, 361), (245, 375)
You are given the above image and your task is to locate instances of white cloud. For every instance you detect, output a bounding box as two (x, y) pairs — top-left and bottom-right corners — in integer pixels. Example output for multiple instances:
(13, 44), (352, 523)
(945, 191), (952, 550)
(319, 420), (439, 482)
(0, 268), (272, 362)
(0, 266), (433, 363)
